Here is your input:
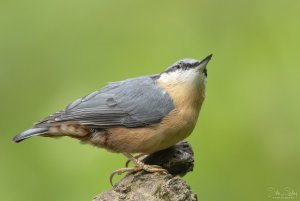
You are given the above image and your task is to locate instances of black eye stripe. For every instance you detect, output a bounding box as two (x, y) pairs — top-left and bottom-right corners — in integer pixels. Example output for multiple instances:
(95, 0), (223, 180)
(165, 62), (200, 73)
(178, 62), (199, 68)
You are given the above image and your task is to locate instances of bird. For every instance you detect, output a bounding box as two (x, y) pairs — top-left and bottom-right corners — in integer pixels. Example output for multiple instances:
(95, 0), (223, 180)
(13, 54), (212, 185)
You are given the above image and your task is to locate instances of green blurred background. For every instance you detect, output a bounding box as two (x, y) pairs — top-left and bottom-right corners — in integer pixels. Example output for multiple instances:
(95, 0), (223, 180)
(1, 0), (299, 200)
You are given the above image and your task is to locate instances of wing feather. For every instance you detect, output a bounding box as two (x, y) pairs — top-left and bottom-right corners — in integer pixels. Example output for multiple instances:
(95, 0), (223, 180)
(34, 76), (174, 129)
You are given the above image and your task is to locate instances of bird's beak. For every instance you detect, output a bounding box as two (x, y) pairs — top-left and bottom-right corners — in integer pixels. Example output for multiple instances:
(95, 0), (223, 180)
(196, 54), (212, 71)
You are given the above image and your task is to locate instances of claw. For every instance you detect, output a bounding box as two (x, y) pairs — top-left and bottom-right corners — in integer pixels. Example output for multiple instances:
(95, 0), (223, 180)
(110, 167), (135, 186)
(142, 164), (169, 175)
(110, 152), (169, 186)
(110, 163), (168, 186)
(125, 153), (146, 167)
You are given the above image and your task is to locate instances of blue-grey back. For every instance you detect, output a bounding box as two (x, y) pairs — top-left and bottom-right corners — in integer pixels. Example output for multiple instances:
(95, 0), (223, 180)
(35, 75), (175, 128)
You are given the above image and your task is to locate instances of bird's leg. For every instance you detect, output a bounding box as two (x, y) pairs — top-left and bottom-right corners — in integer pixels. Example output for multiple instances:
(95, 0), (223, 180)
(124, 153), (147, 167)
(110, 152), (168, 186)
(123, 152), (168, 173)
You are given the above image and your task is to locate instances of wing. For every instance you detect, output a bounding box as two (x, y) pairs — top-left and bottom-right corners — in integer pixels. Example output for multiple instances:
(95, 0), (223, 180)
(34, 75), (175, 129)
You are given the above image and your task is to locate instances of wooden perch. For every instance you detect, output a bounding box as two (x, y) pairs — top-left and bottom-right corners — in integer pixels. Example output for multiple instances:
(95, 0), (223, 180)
(93, 141), (198, 201)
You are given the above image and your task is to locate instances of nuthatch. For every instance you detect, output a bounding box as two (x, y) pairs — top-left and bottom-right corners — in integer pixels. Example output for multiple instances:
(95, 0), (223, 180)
(13, 54), (212, 184)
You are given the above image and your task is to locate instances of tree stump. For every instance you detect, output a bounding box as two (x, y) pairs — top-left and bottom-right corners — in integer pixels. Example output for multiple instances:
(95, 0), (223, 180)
(93, 141), (197, 201)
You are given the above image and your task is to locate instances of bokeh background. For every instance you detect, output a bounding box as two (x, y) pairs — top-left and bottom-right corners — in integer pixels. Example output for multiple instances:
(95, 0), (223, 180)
(1, 0), (299, 201)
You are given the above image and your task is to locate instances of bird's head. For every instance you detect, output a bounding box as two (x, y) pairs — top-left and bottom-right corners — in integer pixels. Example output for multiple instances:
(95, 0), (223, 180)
(159, 55), (212, 90)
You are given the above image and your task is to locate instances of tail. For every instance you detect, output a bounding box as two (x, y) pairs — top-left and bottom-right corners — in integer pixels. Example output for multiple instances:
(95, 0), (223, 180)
(13, 127), (49, 143)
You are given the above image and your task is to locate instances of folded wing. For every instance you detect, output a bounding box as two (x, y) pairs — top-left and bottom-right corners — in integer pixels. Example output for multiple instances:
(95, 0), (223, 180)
(34, 76), (174, 129)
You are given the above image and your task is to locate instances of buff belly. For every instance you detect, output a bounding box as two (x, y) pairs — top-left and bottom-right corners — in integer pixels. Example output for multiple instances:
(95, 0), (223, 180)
(86, 107), (199, 154)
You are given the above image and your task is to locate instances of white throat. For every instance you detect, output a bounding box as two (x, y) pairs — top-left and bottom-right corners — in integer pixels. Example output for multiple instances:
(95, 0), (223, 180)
(158, 69), (206, 99)
(159, 69), (202, 85)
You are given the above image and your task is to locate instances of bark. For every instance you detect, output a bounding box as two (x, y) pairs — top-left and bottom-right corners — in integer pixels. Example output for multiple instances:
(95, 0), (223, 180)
(93, 141), (197, 201)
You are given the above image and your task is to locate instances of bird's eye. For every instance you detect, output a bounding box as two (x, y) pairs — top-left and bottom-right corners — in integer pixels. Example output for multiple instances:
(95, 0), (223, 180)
(173, 65), (180, 70)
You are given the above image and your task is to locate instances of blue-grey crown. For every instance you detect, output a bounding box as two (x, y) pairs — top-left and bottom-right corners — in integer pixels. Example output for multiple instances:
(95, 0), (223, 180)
(164, 58), (200, 73)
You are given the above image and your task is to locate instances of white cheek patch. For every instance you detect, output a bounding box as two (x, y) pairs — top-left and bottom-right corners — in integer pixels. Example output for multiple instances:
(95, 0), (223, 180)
(159, 69), (200, 84)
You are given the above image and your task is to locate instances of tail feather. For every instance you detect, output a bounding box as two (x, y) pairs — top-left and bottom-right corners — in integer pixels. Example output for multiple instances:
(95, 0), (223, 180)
(13, 127), (49, 143)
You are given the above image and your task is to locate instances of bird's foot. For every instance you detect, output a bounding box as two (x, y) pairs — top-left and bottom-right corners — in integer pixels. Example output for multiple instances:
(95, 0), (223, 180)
(110, 162), (168, 186)
(142, 164), (168, 174)
(124, 153), (146, 167)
